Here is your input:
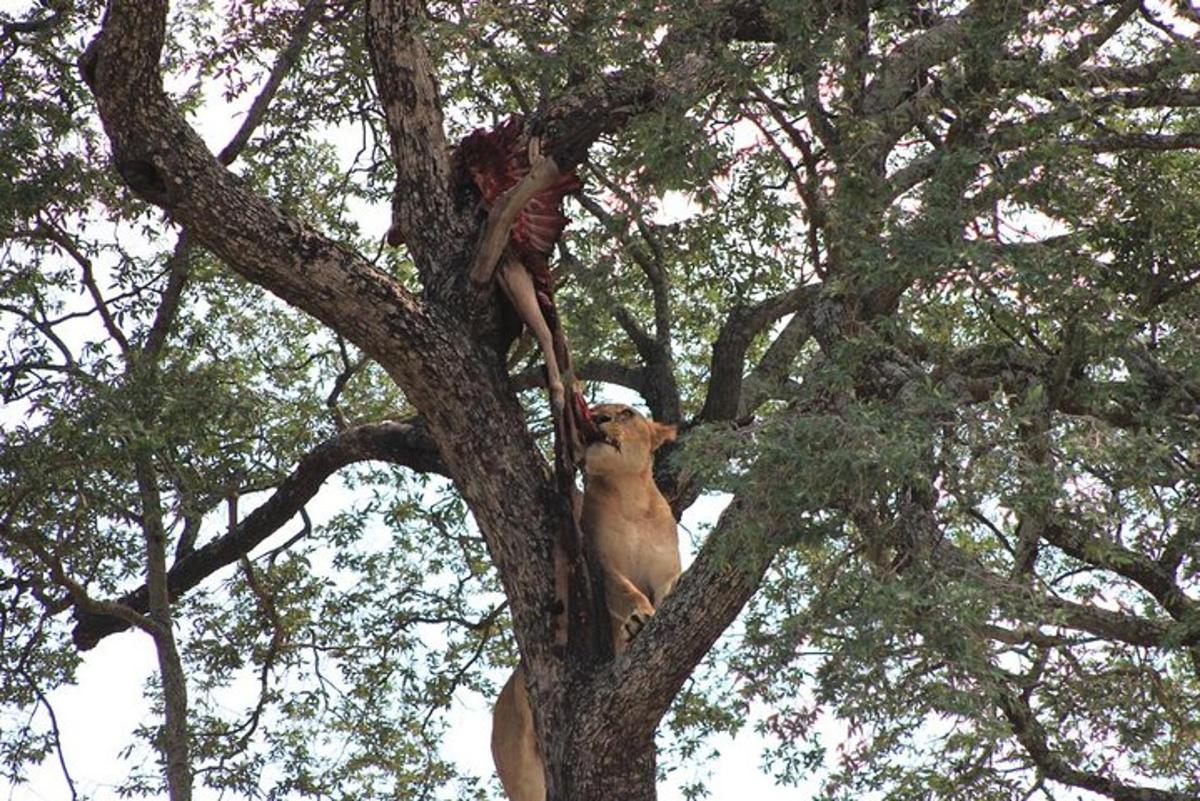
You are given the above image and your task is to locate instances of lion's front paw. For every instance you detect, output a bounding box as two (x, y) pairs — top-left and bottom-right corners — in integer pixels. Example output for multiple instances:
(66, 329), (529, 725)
(621, 607), (654, 645)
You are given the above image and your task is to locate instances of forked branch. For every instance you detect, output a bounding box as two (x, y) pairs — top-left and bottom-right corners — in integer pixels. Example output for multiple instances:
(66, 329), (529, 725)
(71, 420), (447, 649)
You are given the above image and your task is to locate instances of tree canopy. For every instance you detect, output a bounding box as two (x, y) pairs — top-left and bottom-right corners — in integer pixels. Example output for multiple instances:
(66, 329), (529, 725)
(2, 1), (1199, 799)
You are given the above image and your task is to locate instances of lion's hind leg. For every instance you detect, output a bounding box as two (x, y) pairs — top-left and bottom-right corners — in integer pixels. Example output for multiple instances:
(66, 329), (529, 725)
(491, 667), (546, 801)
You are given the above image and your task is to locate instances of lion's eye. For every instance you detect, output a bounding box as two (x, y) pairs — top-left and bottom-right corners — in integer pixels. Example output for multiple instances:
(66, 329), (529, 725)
(619, 408), (635, 419)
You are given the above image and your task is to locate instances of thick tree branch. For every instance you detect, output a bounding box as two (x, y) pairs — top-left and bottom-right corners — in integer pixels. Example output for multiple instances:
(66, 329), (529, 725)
(587, 492), (785, 740)
(609, 304), (682, 425)
(931, 527), (1199, 650)
(997, 688), (1195, 801)
(1070, 130), (1200, 152)
(738, 310), (816, 416)
(364, 0), (466, 276)
(862, 0), (1036, 116)
(71, 420), (448, 649)
(81, 0), (432, 372)
(1061, 0), (1141, 70)
(134, 453), (192, 801)
(1041, 518), (1196, 624)
(1044, 594), (1190, 649)
(699, 284), (821, 422)
(142, 232), (191, 359)
(1080, 52), (1200, 87)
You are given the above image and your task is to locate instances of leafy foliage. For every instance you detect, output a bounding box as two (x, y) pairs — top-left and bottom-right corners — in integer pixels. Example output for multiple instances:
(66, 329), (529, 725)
(3, 1), (1200, 799)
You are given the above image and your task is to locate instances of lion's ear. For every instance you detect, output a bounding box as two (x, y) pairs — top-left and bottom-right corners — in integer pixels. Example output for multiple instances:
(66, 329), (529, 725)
(650, 422), (677, 451)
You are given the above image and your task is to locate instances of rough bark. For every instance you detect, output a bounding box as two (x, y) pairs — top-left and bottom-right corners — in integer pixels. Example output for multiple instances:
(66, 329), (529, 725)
(699, 285), (821, 424)
(364, 0), (468, 284)
(580, 494), (784, 740)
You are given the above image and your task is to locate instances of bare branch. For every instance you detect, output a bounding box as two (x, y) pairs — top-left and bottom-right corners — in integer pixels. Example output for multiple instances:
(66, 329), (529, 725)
(81, 0), (434, 384)
(142, 232), (192, 359)
(35, 222), (131, 357)
(217, 0), (324, 167)
(18, 665), (79, 801)
(325, 335), (369, 429)
(1139, 1), (1200, 45)
(1176, 0), (1200, 27)
(70, 419), (448, 649)
(0, 304), (78, 372)
(930, 533), (1199, 650)
(1061, 0), (1141, 70)
(745, 85), (828, 233)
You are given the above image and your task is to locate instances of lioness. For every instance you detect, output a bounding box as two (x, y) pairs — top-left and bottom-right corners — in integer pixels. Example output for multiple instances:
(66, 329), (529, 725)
(491, 404), (679, 801)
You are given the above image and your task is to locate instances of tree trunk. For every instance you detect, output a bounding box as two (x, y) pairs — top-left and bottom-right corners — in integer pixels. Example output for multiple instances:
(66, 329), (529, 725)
(546, 703), (658, 801)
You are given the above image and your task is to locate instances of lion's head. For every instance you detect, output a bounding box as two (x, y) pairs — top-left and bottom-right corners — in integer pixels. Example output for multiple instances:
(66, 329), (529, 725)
(583, 403), (676, 477)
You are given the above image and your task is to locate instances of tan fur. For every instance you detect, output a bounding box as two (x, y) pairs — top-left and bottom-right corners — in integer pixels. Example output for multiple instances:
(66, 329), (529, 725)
(490, 405), (679, 800)
(491, 666), (544, 801)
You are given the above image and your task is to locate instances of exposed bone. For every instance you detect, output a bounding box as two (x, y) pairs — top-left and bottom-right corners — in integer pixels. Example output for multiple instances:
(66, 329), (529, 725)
(496, 253), (566, 414)
(469, 156), (566, 286)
